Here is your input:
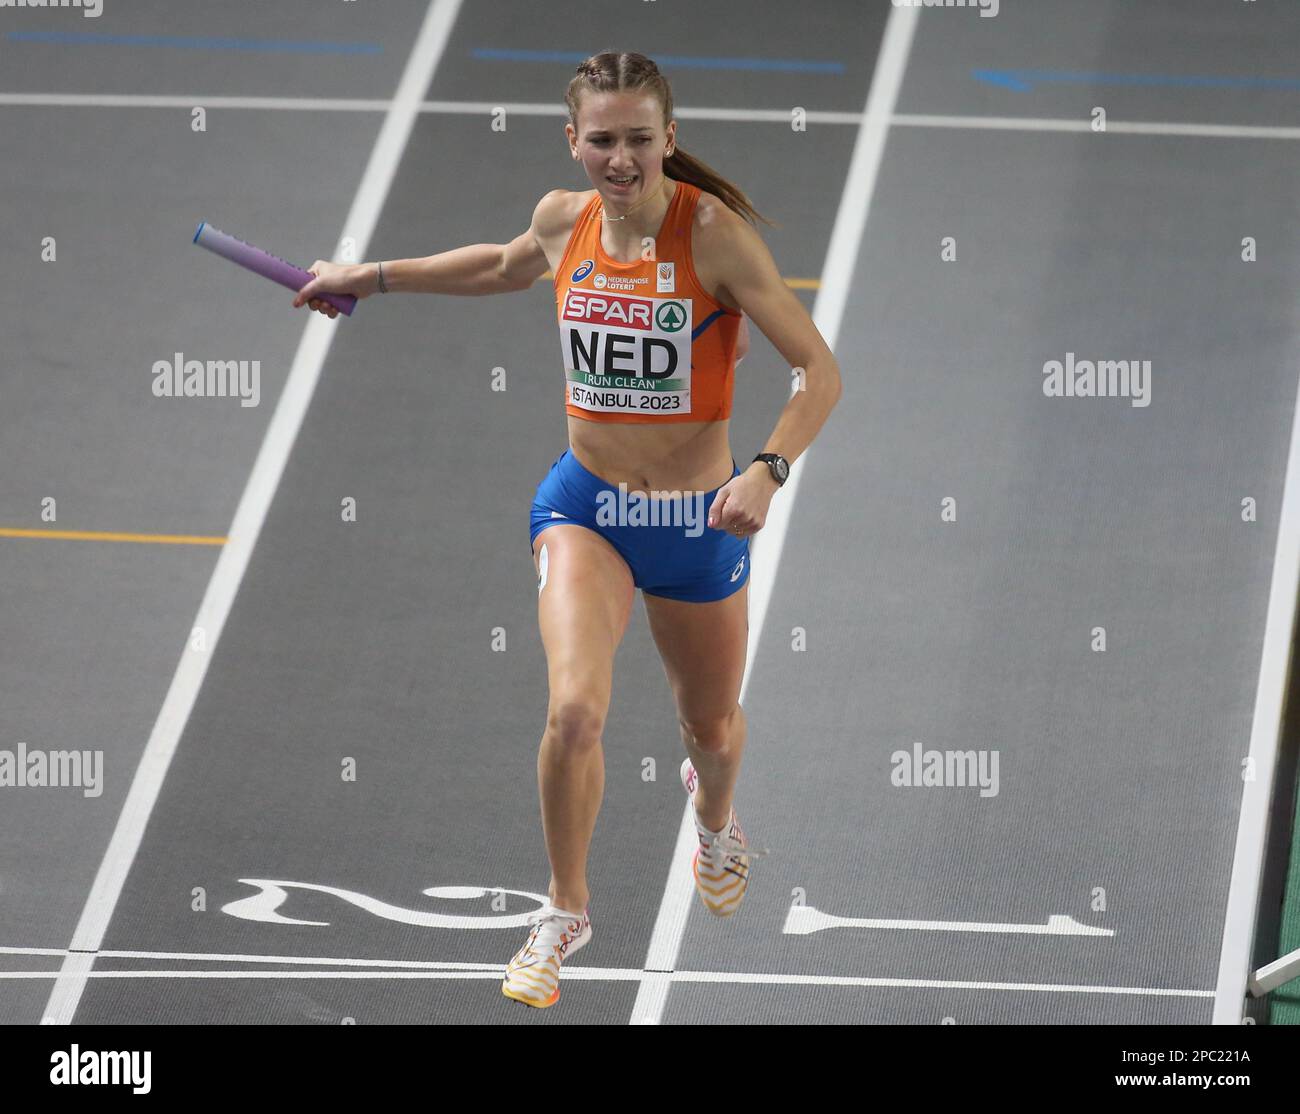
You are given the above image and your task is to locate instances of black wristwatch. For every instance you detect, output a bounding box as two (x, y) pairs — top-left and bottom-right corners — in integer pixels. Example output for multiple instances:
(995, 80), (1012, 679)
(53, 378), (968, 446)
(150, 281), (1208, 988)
(753, 452), (789, 486)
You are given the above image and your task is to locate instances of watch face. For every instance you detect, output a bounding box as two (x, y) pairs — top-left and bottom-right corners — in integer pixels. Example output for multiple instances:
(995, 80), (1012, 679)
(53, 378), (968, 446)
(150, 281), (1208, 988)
(775, 458), (789, 482)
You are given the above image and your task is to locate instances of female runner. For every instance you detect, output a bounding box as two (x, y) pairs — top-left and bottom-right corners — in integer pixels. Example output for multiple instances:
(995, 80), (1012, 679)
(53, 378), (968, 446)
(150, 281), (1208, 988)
(294, 50), (842, 1010)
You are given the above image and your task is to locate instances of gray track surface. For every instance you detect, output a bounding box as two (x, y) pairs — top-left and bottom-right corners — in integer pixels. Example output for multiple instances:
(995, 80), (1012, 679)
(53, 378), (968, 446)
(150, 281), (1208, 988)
(2, 0), (1296, 1024)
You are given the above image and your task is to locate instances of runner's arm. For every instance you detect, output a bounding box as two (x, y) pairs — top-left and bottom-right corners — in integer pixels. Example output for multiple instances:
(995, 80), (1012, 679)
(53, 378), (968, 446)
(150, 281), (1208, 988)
(364, 191), (563, 296)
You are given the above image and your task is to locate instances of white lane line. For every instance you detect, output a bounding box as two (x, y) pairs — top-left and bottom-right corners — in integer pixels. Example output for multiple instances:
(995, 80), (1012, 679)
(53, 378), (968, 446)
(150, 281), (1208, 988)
(8, 945), (505, 970)
(628, 4), (921, 1027)
(8, 93), (1300, 141)
(892, 112), (1300, 140)
(0, 92), (861, 123)
(3, 942), (1212, 996)
(1213, 372), (1300, 1022)
(6, 968), (1216, 997)
(784, 906), (1113, 937)
(36, 0), (465, 1027)
(416, 101), (867, 124)
(0, 92), (391, 110)
(0, 92), (849, 122)
(418, 100), (868, 124)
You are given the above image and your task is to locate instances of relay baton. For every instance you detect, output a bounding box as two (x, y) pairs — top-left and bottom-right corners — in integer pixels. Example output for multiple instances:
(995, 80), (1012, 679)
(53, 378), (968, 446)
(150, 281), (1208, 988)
(192, 222), (358, 316)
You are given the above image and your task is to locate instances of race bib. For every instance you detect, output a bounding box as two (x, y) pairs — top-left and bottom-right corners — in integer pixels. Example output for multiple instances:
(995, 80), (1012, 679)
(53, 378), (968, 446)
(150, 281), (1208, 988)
(559, 289), (692, 416)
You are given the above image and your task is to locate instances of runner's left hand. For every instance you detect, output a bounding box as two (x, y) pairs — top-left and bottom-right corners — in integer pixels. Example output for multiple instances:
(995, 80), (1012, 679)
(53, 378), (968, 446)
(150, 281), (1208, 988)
(708, 465), (779, 537)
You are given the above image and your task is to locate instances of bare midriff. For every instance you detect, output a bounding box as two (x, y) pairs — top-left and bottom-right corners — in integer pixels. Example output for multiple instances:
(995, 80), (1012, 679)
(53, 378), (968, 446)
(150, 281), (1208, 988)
(567, 415), (735, 497)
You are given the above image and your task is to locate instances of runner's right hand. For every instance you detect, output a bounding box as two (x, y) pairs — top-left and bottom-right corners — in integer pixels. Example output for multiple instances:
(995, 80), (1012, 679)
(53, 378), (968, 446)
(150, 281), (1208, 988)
(293, 260), (380, 317)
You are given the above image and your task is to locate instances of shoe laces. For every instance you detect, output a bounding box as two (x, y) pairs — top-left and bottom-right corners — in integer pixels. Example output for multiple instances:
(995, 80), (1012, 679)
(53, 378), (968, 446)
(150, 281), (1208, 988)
(699, 814), (771, 865)
(522, 906), (586, 957)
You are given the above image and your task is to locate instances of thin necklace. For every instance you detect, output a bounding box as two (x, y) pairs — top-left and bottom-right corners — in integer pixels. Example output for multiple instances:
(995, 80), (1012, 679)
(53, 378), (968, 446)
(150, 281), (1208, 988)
(592, 173), (667, 223)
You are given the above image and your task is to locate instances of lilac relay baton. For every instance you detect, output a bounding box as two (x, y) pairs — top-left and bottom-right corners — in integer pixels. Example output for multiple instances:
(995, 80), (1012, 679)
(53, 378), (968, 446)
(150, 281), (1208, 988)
(192, 222), (358, 316)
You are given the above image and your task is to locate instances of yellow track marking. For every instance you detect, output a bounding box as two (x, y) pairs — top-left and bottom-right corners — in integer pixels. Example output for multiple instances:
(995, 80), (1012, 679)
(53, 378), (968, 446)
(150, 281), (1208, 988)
(0, 528), (226, 546)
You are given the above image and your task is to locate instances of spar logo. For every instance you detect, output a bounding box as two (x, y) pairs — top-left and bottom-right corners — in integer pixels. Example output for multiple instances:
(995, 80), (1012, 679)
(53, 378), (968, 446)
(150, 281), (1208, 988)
(655, 301), (686, 332)
(571, 258), (594, 282)
(563, 290), (655, 330)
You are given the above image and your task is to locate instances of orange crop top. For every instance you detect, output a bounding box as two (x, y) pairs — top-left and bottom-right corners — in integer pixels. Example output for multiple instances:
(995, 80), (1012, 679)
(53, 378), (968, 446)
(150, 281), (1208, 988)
(554, 179), (742, 424)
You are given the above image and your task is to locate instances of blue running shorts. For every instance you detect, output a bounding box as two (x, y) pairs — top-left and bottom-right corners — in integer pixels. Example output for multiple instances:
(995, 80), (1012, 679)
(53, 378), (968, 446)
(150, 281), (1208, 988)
(528, 448), (751, 603)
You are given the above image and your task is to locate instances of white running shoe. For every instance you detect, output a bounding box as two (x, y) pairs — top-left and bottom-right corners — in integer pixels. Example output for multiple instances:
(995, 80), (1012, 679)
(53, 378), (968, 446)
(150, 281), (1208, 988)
(501, 903), (592, 1008)
(680, 758), (768, 917)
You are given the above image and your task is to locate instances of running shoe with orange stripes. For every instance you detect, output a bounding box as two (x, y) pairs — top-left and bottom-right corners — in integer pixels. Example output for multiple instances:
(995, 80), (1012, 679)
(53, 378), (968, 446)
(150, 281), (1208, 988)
(501, 903), (592, 1008)
(680, 757), (768, 917)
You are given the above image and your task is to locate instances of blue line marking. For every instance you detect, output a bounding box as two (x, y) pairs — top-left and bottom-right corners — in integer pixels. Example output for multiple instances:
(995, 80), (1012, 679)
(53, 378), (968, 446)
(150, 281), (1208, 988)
(973, 68), (1300, 93)
(6, 30), (383, 54)
(473, 48), (842, 75)
(692, 309), (726, 341)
